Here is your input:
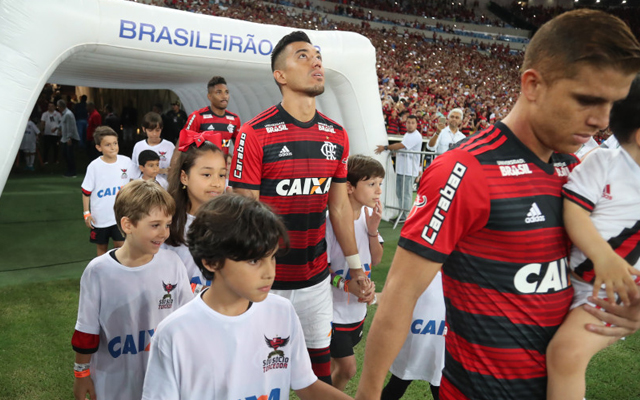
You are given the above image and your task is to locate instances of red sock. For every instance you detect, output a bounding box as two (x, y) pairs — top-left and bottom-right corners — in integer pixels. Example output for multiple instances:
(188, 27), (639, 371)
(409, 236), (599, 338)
(308, 347), (331, 384)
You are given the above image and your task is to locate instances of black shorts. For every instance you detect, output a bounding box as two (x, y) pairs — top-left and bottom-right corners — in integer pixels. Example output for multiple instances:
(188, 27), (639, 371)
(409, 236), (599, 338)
(90, 224), (125, 245)
(330, 318), (365, 358)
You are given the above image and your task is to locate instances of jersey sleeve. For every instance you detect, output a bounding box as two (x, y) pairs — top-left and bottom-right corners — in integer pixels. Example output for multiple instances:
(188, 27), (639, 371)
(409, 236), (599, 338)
(398, 149), (490, 263)
(81, 162), (95, 196)
(562, 150), (607, 213)
(184, 110), (201, 132)
(229, 125), (264, 190)
(333, 128), (349, 183)
(141, 330), (180, 400)
(287, 302), (318, 391)
(74, 263), (101, 335)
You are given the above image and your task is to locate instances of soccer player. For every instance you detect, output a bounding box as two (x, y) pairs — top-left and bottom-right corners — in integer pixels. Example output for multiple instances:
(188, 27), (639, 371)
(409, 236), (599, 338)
(182, 76), (241, 156)
(81, 127), (132, 256)
(356, 10), (640, 400)
(230, 31), (372, 384)
(73, 180), (192, 400)
(142, 194), (352, 400)
(328, 155), (384, 390)
(546, 74), (640, 400)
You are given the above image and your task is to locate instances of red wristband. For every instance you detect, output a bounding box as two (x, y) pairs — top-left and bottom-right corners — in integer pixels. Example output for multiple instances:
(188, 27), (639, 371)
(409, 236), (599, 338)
(74, 369), (90, 378)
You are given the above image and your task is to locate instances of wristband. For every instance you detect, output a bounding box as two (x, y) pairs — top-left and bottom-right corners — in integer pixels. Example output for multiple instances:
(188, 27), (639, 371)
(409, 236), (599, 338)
(83, 211), (90, 216)
(74, 369), (90, 378)
(346, 254), (362, 270)
(367, 230), (379, 237)
(331, 274), (341, 288)
(83, 213), (91, 221)
(343, 279), (349, 293)
(74, 362), (90, 372)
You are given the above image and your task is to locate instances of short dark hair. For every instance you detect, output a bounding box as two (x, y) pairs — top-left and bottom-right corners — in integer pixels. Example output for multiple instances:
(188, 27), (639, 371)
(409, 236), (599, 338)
(610, 74), (640, 145)
(406, 115), (419, 122)
(138, 149), (160, 166)
(94, 126), (118, 146)
(523, 9), (640, 84)
(187, 194), (289, 281)
(271, 31), (311, 72)
(142, 111), (163, 130)
(347, 154), (385, 187)
(207, 76), (227, 90)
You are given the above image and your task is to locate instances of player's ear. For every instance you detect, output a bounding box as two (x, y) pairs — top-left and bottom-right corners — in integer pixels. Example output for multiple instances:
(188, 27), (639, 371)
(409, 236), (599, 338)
(346, 181), (355, 195)
(521, 68), (544, 102)
(120, 216), (134, 235)
(273, 69), (286, 87)
(202, 259), (222, 274)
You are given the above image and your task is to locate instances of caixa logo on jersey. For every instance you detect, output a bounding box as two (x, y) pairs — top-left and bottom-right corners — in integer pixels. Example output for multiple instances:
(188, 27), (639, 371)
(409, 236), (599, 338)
(108, 329), (154, 358)
(275, 177), (332, 196)
(97, 186), (123, 198)
(239, 388), (281, 400)
(411, 319), (447, 336)
(514, 258), (570, 294)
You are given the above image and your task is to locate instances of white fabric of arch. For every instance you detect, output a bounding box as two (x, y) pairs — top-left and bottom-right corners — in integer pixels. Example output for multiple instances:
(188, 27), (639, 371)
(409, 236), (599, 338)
(0, 0), (390, 199)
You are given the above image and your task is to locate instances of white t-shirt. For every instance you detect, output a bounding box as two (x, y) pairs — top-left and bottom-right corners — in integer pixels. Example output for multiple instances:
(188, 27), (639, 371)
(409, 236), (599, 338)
(40, 110), (62, 136)
(564, 148), (640, 274)
(20, 121), (40, 152)
(600, 135), (620, 149)
(390, 271), (446, 385)
(75, 249), (193, 400)
(131, 139), (175, 180)
(427, 126), (466, 156)
(396, 129), (423, 177)
(142, 293), (317, 399)
(81, 155), (133, 228)
(575, 137), (599, 160)
(164, 214), (211, 289)
(327, 206), (382, 324)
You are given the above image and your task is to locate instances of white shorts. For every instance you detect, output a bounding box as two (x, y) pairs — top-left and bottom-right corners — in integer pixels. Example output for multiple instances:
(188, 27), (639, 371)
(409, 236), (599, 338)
(271, 275), (333, 348)
(570, 275), (640, 311)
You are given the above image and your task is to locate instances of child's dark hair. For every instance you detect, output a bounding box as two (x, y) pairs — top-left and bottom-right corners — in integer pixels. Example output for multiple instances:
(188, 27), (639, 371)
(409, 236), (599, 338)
(187, 194), (289, 281)
(142, 111), (163, 130)
(165, 141), (224, 247)
(271, 31), (311, 72)
(93, 126), (118, 146)
(207, 76), (227, 90)
(114, 180), (176, 236)
(346, 154), (385, 187)
(138, 149), (160, 166)
(610, 74), (640, 145)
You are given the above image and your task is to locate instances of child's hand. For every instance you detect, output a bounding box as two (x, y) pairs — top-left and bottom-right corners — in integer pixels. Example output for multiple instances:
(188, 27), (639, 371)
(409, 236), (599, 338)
(593, 253), (640, 306)
(366, 199), (383, 233)
(84, 215), (95, 229)
(74, 376), (96, 400)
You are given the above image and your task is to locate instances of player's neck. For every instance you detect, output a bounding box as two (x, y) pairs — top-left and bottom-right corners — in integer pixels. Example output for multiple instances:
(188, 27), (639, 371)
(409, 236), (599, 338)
(280, 93), (316, 123)
(501, 105), (554, 163)
(203, 281), (251, 316)
(621, 141), (640, 166)
(141, 175), (155, 182)
(209, 105), (226, 117)
(100, 154), (117, 163)
(146, 138), (161, 146)
(114, 241), (154, 268)
(349, 196), (363, 220)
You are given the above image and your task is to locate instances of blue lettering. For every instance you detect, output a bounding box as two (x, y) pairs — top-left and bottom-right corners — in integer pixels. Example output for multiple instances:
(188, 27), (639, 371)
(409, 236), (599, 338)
(243, 34), (257, 54)
(410, 319), (423, 334)
(437, 320), (446, 335)
(195, 31), (207, 49)
(209, 33), (222, 50)
(225, 35), (240, 53)
(174, 28), (188, 46)
(97, 189), (104, 198)
(108, 336), (121, 358)
(421, 320), (436, 335)
(156, 26), (173, 44)
(122, 334), (137, 355)
(189, 30), (194, 47)
(119, 20), (136, 39)
(104, 188), (112, 197)
(139, 23), (156, 42)
(138, 330), (146, 352)
(223, 35), (228, 51)
(243, 388), (280, 400)
(258, 39), (272, 55)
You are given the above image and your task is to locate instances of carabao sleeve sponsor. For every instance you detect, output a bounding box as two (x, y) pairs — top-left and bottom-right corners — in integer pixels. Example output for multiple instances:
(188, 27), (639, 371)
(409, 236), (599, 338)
(334, 128), (349, 182)
(398, 150), (490, 262)
(230, 126), (264, 189)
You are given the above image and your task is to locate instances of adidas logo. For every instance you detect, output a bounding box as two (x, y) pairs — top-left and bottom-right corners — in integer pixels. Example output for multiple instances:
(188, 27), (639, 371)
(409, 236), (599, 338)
(525, 202), (546, 224)
(279, 146), (293, 157)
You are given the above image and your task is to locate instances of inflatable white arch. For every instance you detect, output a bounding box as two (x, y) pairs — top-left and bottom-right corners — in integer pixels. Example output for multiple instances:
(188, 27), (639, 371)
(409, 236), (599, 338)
(0, 0), (390, 198)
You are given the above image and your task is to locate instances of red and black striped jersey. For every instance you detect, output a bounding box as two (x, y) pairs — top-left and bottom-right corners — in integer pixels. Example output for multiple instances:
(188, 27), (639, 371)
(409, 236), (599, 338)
(229, 104), (349, 290)
(399, 122), (578, 399)
(183, 106), (241, 154)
